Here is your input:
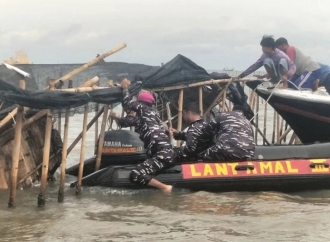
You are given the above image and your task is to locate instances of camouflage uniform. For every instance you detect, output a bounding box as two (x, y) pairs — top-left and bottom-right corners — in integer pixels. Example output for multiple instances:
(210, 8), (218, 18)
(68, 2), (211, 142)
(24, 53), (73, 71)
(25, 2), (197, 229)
(199, 111), (255, 161)
(122, 92), (174, 185)
(117, 115), (141, 134)
(174, 118), (214, 162)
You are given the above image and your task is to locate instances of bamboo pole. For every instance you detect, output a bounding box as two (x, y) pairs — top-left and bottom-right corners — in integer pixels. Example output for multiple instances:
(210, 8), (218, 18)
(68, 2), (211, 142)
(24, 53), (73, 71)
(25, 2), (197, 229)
(279, 117), (284, 141)
(58, 111), (62, 135)
(254, 95), (259, 145)
(95, 105), (109, 171)
(149, 78), (252, 92)
(276, 112), (280, 142)
(204, 87), (227, 116)
(37, 79), (55, 207)
(272, 111), (276, 144)
(176, 89), (184, 147)
(57, 106), (70, 202)
(67, 106), (105, 155)
(79, 76), (99, 88)
(166, 102), (173, 143)
(276, 127), (292, 144)
(263, 102), (268, 145)
(8, 80), (25, 208)
(95, 82), (99, 146)
(50, 44), (126, 87)
(289, 133), (296, 145)
(37, 109), (53, 207)
(52, 86), (108, 92)
(199, 87), (203, 115)
(222, 90), (226, 112)
(76, 104), (89, 195)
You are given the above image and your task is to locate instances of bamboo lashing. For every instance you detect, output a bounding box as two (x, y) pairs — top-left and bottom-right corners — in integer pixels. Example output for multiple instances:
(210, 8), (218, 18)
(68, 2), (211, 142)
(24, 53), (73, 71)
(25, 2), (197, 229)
(50, 44), (126, 87)
(95, 105), (109, 171)
(76, 104), (89, 195)
(176, 89), (184, 147)
(8, 80), (25, 208)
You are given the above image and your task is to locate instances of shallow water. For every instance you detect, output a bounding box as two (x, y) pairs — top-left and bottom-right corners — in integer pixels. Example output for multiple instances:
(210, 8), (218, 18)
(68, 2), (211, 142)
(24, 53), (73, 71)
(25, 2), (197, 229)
(1, 107), (329, 242)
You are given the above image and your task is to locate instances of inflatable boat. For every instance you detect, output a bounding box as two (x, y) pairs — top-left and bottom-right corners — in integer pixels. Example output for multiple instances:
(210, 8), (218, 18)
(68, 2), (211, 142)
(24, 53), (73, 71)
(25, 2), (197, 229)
(66, 130), (330, 192)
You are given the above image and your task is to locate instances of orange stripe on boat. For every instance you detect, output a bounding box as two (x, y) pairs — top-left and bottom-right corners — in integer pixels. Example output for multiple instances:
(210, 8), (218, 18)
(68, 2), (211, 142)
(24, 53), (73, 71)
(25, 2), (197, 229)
(181, 159), (330, 179)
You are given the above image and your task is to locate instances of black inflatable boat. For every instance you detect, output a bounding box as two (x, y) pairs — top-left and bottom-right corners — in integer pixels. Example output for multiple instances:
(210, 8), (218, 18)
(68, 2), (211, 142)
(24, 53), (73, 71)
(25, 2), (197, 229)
(67, 130), (330, 192)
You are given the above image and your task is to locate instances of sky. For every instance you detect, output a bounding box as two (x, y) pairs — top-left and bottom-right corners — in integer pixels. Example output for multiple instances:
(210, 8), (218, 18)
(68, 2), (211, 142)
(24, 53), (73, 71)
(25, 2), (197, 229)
(1, 0), (330, 70)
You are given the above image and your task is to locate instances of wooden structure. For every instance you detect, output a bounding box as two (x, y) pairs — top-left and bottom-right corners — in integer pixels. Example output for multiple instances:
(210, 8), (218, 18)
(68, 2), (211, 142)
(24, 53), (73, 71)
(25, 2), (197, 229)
(0, 42), (301, 207)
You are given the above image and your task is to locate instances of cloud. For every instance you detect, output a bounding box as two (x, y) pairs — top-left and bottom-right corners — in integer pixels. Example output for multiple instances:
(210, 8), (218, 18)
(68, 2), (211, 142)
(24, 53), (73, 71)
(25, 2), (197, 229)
(0, 0), (329, 70)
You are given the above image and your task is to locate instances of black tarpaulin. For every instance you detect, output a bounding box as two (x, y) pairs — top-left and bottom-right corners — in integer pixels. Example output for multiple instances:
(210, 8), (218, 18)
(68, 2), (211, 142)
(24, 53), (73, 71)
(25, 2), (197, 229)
(133, 54), (211, 88)
(0, 79), (140, 110)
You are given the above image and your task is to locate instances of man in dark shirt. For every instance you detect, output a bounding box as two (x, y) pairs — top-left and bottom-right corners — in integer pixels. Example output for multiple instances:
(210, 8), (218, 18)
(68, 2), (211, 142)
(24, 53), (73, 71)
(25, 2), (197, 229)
(198, 105), (255, 161)
(169, 103), (214, 162)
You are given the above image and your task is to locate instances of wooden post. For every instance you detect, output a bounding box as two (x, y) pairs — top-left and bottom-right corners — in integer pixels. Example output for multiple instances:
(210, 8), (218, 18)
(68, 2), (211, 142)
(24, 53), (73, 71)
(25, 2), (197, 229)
(272, 111), (276, 144)
(95, 82), (99, 146)
(199, 87), (203, 115)
(57, 107), (70, 202)
(76, 104), (89, 195)
(263, 102), (268, 145)
(176, 89), (184, 147)
(37, 79), (55, 207)
(276, 127), (292, 144)
(95, 105), (109, 171)
(67, 106), (104, 155)
(8, 80), (25, 208)
(166, 102), (174, 143)
(37, 109), (53, 207)
(222, 90), (226, 112)
(276, 112), (280, 142)
(58, 111), (62, 135)
(255, 95), (259, 145)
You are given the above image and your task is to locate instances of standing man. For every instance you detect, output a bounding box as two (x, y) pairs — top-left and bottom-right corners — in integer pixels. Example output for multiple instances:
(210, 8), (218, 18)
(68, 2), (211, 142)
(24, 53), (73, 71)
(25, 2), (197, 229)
(237, 35), (296, 89)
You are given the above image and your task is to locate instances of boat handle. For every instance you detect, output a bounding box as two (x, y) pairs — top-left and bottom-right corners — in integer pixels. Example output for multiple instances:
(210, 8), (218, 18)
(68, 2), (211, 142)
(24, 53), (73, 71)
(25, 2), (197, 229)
(309, 163), (329, 168)
(235, 165), (255, 171)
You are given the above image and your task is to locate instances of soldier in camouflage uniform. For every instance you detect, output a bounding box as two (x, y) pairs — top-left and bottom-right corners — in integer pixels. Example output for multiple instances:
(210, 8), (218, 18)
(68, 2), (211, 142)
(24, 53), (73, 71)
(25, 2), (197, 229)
(120, 79), (173, 193)
(198, 105), (255, 161)
(110, 109), (141, 134)
(170, 103), (214, 162)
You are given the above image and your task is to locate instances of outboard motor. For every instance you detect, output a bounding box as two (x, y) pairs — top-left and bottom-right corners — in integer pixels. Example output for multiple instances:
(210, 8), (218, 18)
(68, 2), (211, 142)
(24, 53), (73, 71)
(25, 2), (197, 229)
(66, 130), (147, 177)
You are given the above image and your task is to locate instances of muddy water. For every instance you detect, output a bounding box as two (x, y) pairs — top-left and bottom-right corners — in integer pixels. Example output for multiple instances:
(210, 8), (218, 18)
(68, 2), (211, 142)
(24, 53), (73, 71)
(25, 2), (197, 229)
(0, 108), (330, 242)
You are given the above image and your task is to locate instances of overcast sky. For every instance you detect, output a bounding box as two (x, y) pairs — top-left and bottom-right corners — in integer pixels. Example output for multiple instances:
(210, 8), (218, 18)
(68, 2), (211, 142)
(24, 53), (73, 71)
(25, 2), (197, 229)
(1, 0), (330, 70)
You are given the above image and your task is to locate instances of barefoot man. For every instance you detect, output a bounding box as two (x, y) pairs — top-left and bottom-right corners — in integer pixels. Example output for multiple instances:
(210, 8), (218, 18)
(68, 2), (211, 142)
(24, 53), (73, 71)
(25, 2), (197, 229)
(119, 79), (173, 193)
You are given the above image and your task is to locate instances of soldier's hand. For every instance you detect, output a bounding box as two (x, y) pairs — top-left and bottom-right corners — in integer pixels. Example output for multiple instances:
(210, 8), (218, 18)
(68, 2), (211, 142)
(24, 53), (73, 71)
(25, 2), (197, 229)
(169, 128), (178, 134)
(109, 112), (119, 120)
(120, 78), (131, 89)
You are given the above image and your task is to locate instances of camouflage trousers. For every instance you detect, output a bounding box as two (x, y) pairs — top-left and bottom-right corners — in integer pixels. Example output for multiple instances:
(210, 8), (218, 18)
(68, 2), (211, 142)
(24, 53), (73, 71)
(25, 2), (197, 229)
(130, 144), (174, 185)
